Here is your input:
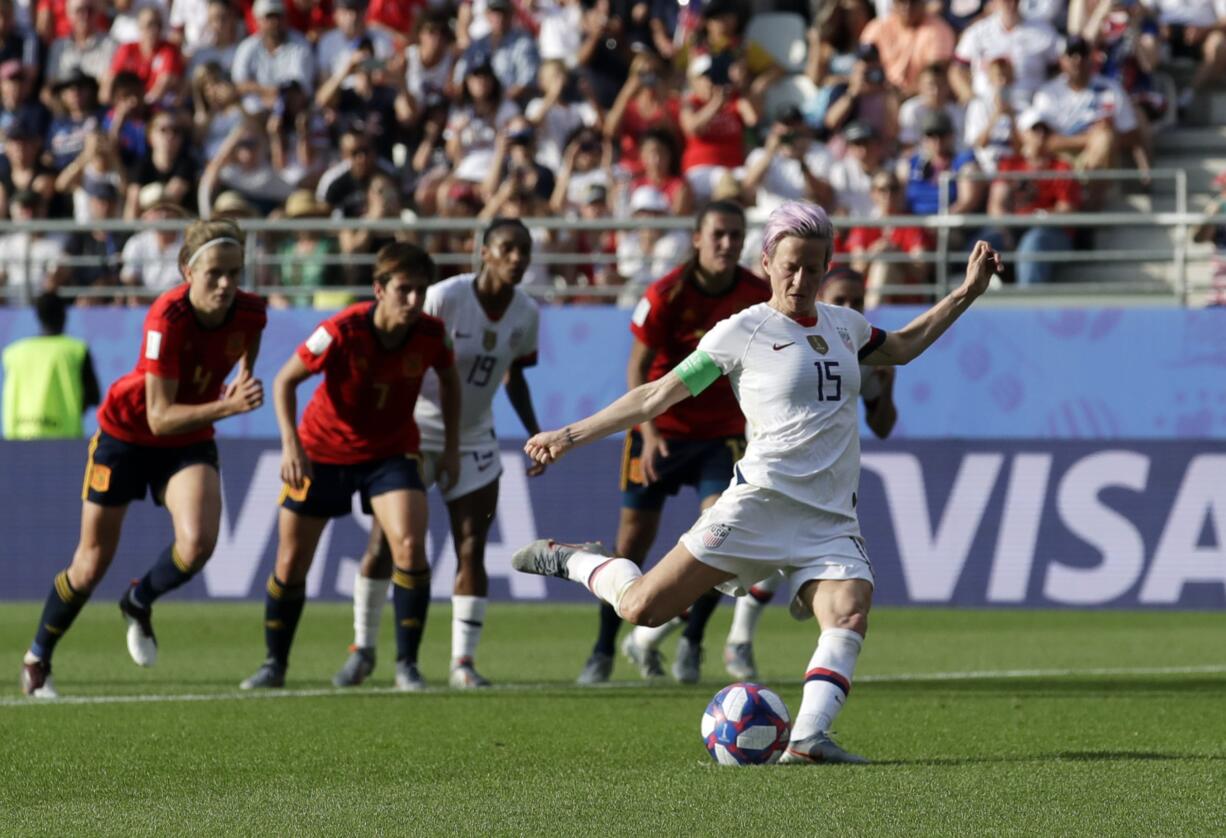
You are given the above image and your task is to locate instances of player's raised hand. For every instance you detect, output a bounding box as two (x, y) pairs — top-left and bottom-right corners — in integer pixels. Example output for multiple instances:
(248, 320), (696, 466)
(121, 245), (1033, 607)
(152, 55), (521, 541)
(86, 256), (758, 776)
(524, 428), (572, 465)
(963, 241), (1002, 299)
(224, 366), (265, 415)
(280, 437), (313, 490)
(438, 446), (461, 493)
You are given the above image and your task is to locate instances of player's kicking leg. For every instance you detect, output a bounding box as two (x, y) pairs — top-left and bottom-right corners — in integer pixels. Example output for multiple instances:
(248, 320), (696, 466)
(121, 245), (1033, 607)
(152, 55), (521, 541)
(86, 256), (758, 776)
(21, 502), (127, 698)
(723, 573), (782, 680)
(512, 539), (733, 636)
(778, 577), (872, 766)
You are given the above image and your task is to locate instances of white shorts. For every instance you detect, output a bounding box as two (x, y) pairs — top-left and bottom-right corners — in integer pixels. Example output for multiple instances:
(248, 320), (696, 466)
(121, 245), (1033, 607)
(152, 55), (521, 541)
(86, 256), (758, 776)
(678, 483), (874, 620)
(418, 443), (501, 503)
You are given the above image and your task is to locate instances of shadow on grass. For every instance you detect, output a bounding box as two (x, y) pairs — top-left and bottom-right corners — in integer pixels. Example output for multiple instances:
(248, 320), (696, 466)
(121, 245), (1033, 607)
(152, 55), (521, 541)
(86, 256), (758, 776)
(875, 750), (1226, 767)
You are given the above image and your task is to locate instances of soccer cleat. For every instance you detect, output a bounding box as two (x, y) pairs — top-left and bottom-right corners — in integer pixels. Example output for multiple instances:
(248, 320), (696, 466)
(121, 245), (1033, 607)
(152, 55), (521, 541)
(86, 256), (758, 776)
(779, 732), (870, 765)
(239, 658), (286, 690)
(511, 539), (606, 579)
(672, 637), (703, 684)
(723, 642), (758, 681)
(448, 657), (491, 689)
(575, 652), (613, 685)
(332, 645), (376, 688)
(119, 587), (158, 667)
(20, 652), (58, 699)
(620, 633), (664, 680)
(394, 660), (427, 692)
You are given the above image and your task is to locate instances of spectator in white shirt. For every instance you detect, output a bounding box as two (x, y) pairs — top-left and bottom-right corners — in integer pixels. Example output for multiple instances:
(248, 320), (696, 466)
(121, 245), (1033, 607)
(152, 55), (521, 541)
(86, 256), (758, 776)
(1032, 34), (1148, 193)
(951, 0), (1062, 105)
(404, 9), (455, 112)
(452, 0), (539, 104)
(737, 104), (834, 213)
(184, 0), (241, 73)
(316, 0), (394, 89)
(231, 0), (316, 113)
(0, 190), (65, 297)
(830, 120), (892, 217)
(616, 184), (688, 302)
(526, 59), (600, 171)
(119, 184), (184, 293)
(963, 55), (1027, 172)
(898, 62), (966, 153)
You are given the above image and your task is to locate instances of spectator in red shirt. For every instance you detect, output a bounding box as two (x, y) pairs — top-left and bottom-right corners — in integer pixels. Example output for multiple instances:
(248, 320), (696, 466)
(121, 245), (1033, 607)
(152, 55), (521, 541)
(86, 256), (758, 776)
(240, 0), (334, 38)
(627, 127), (693, 216)
(35, 0), (107, 44)
(105, 6), (185, 107)
(845, 170), (932, 305)
(680, 52), (759, 203)
(604, 50), (682, 179)
(989, 108), (1081, 286)
(366, 0), (424, 39)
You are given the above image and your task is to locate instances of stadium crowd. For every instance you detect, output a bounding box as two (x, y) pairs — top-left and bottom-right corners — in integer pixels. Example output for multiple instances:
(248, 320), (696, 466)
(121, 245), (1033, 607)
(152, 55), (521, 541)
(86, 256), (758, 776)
(0, 0), (1222, 305)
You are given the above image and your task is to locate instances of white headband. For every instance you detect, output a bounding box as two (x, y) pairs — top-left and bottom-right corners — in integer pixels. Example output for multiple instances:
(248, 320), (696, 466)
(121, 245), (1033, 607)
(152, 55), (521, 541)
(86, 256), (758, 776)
(186, 237), (243, 269)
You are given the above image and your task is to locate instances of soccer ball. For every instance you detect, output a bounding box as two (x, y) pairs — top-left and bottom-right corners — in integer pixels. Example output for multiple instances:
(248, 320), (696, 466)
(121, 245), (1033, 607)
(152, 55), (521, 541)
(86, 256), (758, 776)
(701, 682), (791, 765)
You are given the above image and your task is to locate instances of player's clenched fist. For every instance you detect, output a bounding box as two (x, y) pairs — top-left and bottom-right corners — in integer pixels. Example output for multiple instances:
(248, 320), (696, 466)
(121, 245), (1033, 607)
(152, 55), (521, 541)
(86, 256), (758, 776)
(224, 367), (264, 414)
(963, 241), (1002, 298)
(524, 429), (572, 465)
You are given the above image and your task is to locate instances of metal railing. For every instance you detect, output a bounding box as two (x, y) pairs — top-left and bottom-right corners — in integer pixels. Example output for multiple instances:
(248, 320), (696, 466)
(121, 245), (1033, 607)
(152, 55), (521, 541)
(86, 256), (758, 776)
(0, 170), (1222, 306)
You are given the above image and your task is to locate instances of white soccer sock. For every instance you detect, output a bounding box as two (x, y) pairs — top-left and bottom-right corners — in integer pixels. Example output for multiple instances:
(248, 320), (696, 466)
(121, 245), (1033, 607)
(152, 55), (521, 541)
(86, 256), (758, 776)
(630, 616), (682, 650)
(791, 628), (863, 741)
(353, 573), (390, 650)
(451, 595), (487, 665)
(726, 575), (780, 645)
(566, 552), (641, 616)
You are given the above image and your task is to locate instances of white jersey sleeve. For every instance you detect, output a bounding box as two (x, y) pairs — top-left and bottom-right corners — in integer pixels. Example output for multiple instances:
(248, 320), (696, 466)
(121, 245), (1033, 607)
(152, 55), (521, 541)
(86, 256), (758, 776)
(696, 307), (760, 376)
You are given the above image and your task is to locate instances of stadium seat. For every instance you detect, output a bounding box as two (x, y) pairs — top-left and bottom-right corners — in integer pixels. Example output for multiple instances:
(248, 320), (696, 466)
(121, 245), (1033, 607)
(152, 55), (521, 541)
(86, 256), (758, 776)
(745, 12), (808, 75)
(761, 74), (823, 125)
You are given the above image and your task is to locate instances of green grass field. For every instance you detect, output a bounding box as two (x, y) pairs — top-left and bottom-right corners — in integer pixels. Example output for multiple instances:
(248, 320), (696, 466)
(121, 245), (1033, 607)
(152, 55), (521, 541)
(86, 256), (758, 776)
(2, 602), (1225, 835)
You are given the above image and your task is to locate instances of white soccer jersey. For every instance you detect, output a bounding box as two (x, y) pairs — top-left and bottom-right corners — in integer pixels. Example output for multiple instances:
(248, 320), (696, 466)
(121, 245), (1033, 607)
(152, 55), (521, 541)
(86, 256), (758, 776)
(415, 274), (540, 451)
(696, 302), (885, 529)
(954, 13), (1062, 102)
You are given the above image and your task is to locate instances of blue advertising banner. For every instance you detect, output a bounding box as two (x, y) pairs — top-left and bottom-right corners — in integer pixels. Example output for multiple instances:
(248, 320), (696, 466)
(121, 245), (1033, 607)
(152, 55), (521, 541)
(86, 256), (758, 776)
(1, 307), (1225, 440)
(2, 439), (1223, 608)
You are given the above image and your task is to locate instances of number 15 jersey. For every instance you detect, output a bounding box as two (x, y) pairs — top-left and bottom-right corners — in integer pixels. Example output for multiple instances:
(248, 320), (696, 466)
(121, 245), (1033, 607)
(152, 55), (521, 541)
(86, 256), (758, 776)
(415, 274), (540, 452)
(695, 302), (885, 525)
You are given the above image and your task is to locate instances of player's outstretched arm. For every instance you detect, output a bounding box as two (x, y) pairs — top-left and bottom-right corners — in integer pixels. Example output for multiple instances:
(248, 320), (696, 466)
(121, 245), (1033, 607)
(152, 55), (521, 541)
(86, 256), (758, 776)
(524, 370), (692, 466)
(863, 240), (1001, 367)
(273, 354), (313, 489)
(144, 367), (264, 437)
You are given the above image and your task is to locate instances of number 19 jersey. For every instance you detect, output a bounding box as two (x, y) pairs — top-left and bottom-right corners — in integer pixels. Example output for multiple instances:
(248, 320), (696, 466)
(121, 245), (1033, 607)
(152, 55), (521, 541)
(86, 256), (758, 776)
(415, 274), (540, 451)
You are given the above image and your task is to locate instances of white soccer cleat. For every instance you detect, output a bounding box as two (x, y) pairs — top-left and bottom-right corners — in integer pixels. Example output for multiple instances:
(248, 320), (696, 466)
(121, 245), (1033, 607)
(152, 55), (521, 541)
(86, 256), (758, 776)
(448, 657), (491, 689)
(119, 589), (158, 667)
(21, 652), (58, 699)
(395, 660), (427, 692)
(723, 642), (758, 681)
(620, 633), (665, 680)
(779, 732), (870, 765)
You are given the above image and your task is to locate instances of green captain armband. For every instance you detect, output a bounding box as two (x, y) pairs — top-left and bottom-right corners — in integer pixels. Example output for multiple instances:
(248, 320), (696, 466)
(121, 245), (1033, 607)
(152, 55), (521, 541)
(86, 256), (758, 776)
(674, 350), (722, 397)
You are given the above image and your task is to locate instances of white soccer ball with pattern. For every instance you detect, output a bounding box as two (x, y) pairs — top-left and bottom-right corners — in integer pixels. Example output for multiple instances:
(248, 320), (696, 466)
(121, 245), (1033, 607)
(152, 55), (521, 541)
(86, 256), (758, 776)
(701, 682), (791, 765)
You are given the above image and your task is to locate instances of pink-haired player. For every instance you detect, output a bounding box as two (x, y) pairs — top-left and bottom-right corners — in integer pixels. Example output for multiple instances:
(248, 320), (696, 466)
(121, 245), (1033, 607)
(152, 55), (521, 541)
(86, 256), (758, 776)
(513, 200), (1001, 764)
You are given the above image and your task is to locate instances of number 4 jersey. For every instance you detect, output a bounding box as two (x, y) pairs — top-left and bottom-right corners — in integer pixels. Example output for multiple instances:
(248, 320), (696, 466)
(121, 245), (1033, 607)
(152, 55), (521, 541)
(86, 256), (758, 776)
(684, 302), (886, 525)
(414, 274), (540, 452)
(97, 283), (267, 448)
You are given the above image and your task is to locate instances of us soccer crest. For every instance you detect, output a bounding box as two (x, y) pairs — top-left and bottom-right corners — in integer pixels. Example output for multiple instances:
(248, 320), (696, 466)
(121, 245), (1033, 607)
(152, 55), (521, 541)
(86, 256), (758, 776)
(836, 327), (854, 352)
(703, 524), (731, 549)
(807, 335), (829, 354)
(483, 329), (497, 351)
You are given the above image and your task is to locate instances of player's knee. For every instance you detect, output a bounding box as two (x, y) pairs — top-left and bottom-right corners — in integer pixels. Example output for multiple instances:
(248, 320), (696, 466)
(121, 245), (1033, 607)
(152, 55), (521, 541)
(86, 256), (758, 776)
(389, 535), (427, 571)
(174, 536), (216, 570)
(827, 610), (868, 636)
(66, 558), (104, 593)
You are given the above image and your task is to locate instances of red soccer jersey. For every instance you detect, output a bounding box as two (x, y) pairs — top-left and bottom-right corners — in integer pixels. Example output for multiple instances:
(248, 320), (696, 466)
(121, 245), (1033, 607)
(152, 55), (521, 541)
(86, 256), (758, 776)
(296, 303), (454, 465)
(109, 41), (185, 94)
(97, 284), (268, 447)
(681, 94), (746, 171)
(630, 265), (769, 439)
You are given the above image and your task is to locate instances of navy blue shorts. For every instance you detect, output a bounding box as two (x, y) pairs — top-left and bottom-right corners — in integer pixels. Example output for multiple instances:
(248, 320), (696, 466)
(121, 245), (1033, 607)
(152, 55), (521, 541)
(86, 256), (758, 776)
(619, 431), (745, 511)
(82, 430), (220, 507)
(280, 455), (425, 519)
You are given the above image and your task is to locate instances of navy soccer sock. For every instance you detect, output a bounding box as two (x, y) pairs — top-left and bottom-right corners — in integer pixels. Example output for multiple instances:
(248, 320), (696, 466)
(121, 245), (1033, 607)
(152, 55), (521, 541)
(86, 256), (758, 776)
(682, 590), (721, 644)
(30, 570), (90, 662)
(131, 544), (196, 608)
(594, 603), (622, 657)
(392, 568), (431, 664)
(263, 574), (307, 668)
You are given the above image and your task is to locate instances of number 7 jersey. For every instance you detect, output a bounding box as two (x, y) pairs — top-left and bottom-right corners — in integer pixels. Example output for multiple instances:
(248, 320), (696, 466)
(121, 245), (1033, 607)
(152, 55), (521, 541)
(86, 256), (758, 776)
(414, 274), (540, 451)
(695, 302), (886, 525)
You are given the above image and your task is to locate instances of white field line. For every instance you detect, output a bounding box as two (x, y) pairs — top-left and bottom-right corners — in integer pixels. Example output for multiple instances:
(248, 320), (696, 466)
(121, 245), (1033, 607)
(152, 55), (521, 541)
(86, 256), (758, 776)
(3, 664), (1225, 708)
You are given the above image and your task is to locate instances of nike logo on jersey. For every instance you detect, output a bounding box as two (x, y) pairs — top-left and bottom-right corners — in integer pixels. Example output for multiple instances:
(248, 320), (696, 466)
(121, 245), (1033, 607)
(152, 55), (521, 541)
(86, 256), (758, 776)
(772, 342), (795, 351)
